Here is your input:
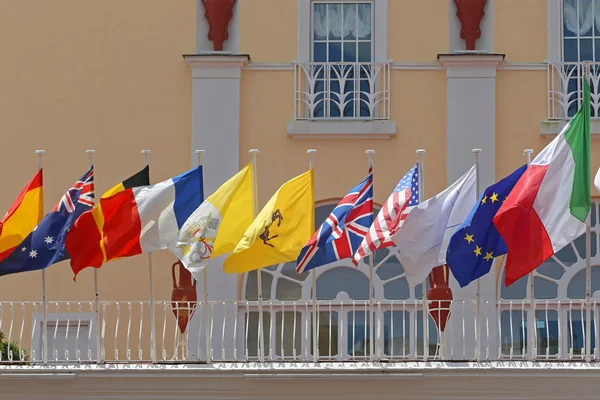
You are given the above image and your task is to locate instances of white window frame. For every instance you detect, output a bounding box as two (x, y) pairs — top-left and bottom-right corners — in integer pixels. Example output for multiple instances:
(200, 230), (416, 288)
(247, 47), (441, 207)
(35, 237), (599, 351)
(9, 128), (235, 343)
(297, 0), (388, 63)
(547, 0), (563, 62)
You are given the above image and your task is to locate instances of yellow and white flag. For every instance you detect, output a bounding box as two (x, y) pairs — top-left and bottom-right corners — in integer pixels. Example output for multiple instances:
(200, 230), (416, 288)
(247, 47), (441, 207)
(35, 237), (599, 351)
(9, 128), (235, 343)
(169, 163), (253, 278)
(223, 169), (314, 274)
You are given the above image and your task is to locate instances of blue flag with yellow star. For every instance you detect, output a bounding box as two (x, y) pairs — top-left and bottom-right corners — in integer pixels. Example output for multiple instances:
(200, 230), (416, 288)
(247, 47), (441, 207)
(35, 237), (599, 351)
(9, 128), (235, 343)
(446, 165), (527, 287)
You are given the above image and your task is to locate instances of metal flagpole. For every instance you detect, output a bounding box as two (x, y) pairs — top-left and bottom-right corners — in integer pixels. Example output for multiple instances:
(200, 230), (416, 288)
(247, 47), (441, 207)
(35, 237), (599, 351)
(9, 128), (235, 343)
(85, 149), (102, 363)
(365, 149), (375, 361)
(472, 149), (482, 362)
(141, 149), (156, 363)
(307, 149), (317, 363)
(195, 150), (212, 363)
(248, 149), (264, 362)
(36, 149), (47, 365)
(523, 148), (535, 360)
(416, 149), (428, 360)
(584, 63), (592, 362)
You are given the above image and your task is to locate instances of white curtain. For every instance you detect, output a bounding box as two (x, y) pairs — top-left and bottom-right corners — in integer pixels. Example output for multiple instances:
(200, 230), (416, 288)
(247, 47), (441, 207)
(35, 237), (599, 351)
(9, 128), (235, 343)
(564, 0), (600, 35)
(314, 4), (371, 40)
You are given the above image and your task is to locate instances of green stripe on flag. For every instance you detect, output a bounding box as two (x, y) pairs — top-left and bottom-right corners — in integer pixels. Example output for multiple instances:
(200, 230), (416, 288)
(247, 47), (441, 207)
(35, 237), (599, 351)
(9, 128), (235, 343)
(564, 76), (591, 222)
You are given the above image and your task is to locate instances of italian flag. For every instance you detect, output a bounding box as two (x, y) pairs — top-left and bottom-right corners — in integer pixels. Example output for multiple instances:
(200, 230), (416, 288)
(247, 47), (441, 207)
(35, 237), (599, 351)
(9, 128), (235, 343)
(493, 77), (591, 286)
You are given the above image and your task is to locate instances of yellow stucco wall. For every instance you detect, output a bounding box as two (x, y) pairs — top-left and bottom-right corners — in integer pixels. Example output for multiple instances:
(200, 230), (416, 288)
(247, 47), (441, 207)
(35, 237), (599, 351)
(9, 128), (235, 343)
(494, 0), (547, 62)
(239, 69), (447, 208)
(0, 0), (196, 303)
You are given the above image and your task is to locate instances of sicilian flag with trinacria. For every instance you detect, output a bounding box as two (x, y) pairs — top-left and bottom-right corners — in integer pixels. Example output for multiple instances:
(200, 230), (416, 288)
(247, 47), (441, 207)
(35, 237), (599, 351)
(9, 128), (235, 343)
(67, 166), (203, 279)
(296, 169), (373, 273)
(353, 163), (419, 264)
(493, 77), (591, 286)
(0, 167), (94, 277)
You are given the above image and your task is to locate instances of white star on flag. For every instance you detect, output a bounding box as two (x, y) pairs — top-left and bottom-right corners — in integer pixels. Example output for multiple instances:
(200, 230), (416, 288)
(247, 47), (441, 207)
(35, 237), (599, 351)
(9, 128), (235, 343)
(29, 250), (38, 259)
(21, 247), (26, 252)
(44, 236), (54, 244)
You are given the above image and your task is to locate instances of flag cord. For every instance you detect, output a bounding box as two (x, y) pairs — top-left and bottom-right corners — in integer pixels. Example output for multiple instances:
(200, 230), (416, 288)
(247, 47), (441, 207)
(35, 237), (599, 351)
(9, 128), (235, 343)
(141, 150), (157, 363)
(36, 150), (47, 366)
(473, 149), (482, 362)
(249, 149), (264, 363)
(195, 150), (212, 363)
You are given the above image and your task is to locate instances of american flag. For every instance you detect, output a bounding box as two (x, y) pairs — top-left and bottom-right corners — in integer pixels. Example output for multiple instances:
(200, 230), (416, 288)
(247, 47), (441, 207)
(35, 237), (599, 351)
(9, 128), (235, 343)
(51, 168), (95, 213)
(353, 163), (419, 264)
(296, 169), (373, 274)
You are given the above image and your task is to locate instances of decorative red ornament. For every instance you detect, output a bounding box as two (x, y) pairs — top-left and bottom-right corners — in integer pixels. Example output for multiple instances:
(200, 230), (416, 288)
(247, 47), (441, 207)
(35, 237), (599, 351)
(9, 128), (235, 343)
(171, 260), (197, 335)
(201, 0), (237, 51)
(454, 0), (487, 50)
(427, 265), (453, 332)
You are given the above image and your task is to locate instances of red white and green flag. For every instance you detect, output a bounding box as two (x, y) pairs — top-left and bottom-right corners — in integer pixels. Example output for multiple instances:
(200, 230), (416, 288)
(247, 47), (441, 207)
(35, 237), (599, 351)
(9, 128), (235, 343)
(493, 77), (591, 286)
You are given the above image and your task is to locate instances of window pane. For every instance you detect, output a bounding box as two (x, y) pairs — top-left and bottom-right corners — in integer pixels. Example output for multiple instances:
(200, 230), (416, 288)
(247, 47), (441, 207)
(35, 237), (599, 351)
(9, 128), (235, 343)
(383, 311), (410, 356)
(313, 42), (327, 62)
(564, 39), (579, 62)
(347, 311), (372, 357)
(311, 311), (339, 358)
(358, 42), (371, 62)
(275, 312), (302, 357)
(343, 4), (357, 40)
(313, 3), (327, 40)
(535, 310), (559, 356)
(328, 42), (342, 62)
(357, 3), (372, 40)
(328, 4), (342, 40)
(580, 38), (593, 61)
(500, 310), (527, 356)
(246, 312), (271, 358)
(568, 309), (595, 356)
(578, 0), (593, 37)
(343, 42), (357, 62)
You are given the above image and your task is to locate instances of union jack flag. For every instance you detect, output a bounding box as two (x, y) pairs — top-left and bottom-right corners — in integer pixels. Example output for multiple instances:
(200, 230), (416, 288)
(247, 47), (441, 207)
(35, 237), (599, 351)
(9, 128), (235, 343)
(51, 167), (95, 213)
(296, 169), (373, 273)
(353, 163), (419, 264)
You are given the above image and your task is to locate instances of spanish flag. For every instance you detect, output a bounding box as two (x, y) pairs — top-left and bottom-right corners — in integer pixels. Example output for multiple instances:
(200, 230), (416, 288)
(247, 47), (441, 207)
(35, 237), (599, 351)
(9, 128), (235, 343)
(66, 166), (150, 278)
(223, 169), (314, 274)
(0, 170), (44, 262)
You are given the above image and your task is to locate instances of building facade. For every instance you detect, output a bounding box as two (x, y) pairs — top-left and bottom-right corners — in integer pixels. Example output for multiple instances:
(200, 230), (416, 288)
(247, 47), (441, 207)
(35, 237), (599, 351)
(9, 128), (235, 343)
(0, 0), (599, 398)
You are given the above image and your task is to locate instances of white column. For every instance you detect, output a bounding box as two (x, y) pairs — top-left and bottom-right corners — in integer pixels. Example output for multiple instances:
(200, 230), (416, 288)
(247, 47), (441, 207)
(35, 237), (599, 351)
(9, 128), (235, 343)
(184, 54), (248, 361)
(439, 53), (504, 360)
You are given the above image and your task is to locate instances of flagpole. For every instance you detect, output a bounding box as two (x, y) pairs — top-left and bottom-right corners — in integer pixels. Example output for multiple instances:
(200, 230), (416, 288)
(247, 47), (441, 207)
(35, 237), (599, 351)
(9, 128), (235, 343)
(584, 62), (592, 362)
(194, 150), (212, 363)
(36, 149), (47, 365)
(524, 148), (535, 361)
(85, 149), (102, 363)
(141, 149), (156, 363)
(307, 149), (318, 363)
(472, 149), (482, 362)
(365, 149), (375, 361)
(248, 149), (264, 363)
(416, 149), (428, 360)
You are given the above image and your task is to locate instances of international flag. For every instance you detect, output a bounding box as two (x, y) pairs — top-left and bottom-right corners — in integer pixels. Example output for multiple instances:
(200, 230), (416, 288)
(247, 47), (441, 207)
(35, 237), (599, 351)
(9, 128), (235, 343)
(0, 168), (94, 277)
(67, 166), (202, 279)
(392, 166), (476, 287)
(353, 164), (419, 264)
(65, 166), (150, 277)
(446, 165), (527, 287)
(169, 163), (253, 279)
(223, 169), (314, 274)
(296, 169), (373, 273)
(0, 170), (44, 262)
(494, 77), (591, 286)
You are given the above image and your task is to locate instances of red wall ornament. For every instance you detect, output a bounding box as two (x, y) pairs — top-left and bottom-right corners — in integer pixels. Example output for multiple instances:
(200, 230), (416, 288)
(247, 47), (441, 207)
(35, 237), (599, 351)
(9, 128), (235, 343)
(427, 265), (453, 332)
(171, 260), (197, 335)
(454, 0), (487, 50)
(201, 0), (237, 51)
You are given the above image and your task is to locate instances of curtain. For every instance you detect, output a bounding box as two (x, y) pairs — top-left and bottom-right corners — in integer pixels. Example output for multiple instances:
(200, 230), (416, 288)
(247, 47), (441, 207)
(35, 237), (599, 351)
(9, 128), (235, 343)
(314, 4), (371, 40)
(564, 0), (600, 35)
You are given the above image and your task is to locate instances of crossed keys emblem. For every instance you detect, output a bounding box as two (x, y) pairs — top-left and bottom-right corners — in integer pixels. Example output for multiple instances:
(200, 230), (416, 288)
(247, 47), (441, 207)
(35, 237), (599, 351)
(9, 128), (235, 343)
(259, 209), (283, 247)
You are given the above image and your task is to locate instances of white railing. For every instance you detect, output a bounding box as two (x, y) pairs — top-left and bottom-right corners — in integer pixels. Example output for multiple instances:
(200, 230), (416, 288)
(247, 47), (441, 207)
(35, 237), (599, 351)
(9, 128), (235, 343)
(0, 299), (597, 365)
(292, 61), (391, 120)
(547, 61), (600, 119)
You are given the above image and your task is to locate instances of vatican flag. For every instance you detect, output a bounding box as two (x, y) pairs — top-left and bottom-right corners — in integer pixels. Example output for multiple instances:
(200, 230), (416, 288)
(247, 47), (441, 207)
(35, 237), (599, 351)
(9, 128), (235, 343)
(223, 169), (314, 274)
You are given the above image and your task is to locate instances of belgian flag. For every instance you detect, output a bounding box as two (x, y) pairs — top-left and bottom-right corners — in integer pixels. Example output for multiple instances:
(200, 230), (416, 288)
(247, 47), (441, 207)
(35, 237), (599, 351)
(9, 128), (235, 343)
(66, 166), (150, 279)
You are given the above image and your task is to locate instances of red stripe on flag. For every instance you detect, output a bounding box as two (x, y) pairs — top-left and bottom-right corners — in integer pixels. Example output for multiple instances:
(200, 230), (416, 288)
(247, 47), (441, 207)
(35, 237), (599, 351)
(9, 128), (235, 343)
(101, 188), (143, 261)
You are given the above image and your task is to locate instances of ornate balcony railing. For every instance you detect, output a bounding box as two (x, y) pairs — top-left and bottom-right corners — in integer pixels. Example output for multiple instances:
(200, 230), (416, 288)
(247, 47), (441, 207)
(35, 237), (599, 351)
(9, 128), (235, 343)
(292, 61), (391, 120)
(547, 61), (600, 120)
(0, 299), (598, 365)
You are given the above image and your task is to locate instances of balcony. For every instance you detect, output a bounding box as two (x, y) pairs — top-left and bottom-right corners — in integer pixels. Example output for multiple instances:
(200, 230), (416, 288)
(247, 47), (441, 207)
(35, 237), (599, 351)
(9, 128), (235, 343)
(287, 61), (396, 138)
(544, 61), (600, 136)
(0, 298), (598, 365)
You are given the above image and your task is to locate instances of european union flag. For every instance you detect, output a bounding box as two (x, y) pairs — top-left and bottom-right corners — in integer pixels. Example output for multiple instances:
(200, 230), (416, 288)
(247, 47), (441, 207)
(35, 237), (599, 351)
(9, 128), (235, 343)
(446, 165), (527, 287)
(0, 168), (94, 277)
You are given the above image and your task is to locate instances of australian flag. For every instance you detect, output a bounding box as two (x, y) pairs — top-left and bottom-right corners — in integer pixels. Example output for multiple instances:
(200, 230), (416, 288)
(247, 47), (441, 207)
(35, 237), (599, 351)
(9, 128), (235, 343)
(296, 169), (373, 273)
(446, 165), (527, 287)
(0, 167), (94, 277)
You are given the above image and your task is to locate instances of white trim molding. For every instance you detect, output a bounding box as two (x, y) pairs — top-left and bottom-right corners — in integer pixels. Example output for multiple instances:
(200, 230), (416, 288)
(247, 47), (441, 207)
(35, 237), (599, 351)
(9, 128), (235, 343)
(297, 0), (388, 63)
(242, 61), (546, 71)
(547, 0), (563, 62)
(541, 120), (600, 137)
(287, 120), (396, 139)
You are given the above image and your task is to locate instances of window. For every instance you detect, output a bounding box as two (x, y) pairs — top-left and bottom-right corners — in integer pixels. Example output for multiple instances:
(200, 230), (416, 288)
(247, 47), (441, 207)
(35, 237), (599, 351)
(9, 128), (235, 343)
(563, 0), (600, 62)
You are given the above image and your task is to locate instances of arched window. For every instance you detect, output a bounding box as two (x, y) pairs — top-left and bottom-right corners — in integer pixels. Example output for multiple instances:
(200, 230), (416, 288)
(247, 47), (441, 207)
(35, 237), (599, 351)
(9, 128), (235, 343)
(242, 202), (437, 360)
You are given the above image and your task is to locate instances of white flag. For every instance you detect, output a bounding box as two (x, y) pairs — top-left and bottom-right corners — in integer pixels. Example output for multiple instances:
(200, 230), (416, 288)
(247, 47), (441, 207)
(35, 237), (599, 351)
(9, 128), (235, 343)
(595, 167), (600, 193)
(392, 166), (477, 287)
